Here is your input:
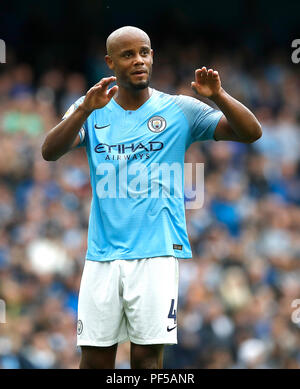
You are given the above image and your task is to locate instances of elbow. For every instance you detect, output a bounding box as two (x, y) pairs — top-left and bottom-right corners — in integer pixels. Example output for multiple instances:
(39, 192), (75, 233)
(41, 144), (51, 161)
(41, 144), (57, 161)
(246, 123), (262, 143)
(253, 123), (263, 142)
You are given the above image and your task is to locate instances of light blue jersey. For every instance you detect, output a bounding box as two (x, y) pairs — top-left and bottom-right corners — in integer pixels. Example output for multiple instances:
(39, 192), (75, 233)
(63, 89), (223, 262)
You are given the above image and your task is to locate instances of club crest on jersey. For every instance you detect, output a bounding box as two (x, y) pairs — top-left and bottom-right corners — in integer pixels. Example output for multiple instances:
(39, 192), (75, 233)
(147, 116), (167, 133)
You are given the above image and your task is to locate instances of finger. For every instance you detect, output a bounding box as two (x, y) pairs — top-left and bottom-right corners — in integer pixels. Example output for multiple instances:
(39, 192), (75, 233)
(95, 80), (116, 94)
(191, 82), (198, 94)
(201, 66), (208, 79)
(213, 70), (219, 78)
(195, 69), (202, 83)
(107, 85), (118, 99)
(95, 76), (117, 88)
(207, 69), (214, 79)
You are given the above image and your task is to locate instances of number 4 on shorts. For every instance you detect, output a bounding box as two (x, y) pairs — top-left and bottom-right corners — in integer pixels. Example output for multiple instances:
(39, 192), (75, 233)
(168, 299), (177, 324)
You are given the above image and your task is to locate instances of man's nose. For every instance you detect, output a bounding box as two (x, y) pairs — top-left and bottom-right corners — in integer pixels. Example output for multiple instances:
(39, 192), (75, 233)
(134, 54), (144, 64)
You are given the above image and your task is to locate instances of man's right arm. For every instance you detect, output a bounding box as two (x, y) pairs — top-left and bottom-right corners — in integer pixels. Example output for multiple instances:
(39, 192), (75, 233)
(41, 104), (91, 161)
(41, 76), (118, 161)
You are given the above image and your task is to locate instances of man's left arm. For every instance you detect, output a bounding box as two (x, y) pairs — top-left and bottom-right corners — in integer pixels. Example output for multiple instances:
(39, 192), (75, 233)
(191, 67), (262, 143)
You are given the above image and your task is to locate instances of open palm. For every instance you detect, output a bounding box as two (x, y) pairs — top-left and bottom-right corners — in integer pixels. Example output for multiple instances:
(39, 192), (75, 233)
(82, 76), (119, 112)
(191, 67), (221, 98)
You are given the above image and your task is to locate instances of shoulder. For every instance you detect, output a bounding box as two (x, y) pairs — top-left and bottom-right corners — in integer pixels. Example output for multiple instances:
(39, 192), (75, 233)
(154, 89), (208, 111)
(75, 95), (85, 105)
(70, 95), (86, 109)
(62, 95), (86, 119)
(173, 94), (210, 112)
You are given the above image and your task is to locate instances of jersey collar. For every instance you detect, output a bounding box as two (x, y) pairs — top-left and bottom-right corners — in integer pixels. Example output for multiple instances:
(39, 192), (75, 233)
(110, 88), (156, 113)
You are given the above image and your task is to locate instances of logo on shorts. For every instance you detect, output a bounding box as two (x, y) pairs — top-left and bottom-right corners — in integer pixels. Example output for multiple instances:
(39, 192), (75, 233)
(147, 116), (167, 133)
(77, 319), (83, 335)
(167, 325), (177, 332)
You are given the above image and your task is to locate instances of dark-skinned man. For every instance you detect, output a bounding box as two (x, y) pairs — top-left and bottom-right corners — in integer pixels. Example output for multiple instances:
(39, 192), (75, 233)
(42, 26), (262, 369)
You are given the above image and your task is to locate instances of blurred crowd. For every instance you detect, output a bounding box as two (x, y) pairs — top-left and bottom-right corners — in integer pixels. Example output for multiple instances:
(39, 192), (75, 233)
(0, 40), (300, 369)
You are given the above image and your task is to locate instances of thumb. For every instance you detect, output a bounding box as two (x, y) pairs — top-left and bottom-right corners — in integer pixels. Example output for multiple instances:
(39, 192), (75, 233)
(191, 81), (197, 91)
(107, 85), (118, 99)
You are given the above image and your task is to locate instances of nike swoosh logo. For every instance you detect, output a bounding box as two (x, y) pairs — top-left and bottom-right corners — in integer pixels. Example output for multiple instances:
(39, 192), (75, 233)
(167, 325), (177, 332)
(95, 124), (110, 129)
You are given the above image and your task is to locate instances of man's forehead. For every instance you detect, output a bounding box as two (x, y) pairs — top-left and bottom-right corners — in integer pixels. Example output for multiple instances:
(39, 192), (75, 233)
(117, 36), (150, 50)
(107, 28), (151, 55)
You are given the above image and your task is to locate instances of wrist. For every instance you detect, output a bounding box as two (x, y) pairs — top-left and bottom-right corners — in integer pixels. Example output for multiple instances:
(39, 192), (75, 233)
(209, 87), (227, 103)
(77, 103), (93, 117)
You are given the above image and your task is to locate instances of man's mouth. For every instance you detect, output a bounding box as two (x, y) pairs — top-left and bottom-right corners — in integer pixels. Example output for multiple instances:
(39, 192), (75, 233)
(131, 70), (147, 75)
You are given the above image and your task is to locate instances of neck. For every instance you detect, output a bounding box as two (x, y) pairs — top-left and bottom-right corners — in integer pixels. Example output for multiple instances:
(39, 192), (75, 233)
(114, 87), (152, 110)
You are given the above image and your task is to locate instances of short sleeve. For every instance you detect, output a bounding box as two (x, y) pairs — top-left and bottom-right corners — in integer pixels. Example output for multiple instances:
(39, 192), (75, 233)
(62, 95), (87, 148)
(175, 95), (223, 143)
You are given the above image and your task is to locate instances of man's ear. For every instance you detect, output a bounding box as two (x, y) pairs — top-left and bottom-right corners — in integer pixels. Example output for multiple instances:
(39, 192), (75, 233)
(105, 55), (114, 70)
(150, 49), (154, 64)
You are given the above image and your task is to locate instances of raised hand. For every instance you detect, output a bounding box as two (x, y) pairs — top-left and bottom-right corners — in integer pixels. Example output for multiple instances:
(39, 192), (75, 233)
(191, 67), (222, 99)
(80, 76), (119, 113)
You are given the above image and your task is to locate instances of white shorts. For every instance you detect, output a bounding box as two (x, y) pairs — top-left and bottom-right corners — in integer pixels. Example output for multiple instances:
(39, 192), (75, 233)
(77, 256), (179, 347)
